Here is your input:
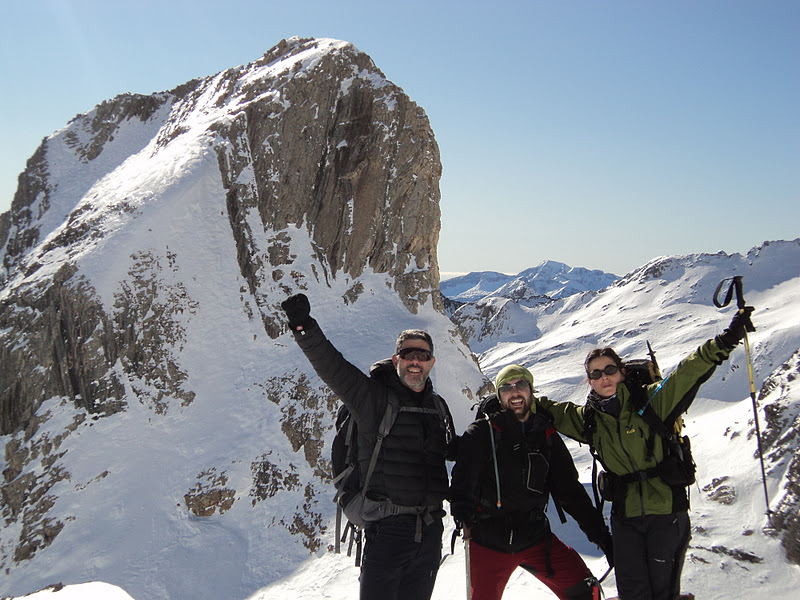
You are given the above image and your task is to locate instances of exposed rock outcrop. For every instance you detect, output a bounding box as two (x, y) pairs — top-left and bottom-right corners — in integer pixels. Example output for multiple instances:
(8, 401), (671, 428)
(0, 37), (463, 594)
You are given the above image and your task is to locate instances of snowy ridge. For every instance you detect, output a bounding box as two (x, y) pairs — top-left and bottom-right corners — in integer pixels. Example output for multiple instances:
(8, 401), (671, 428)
(444, 260), (620, 353)
(2, 39), (356, 290)
(440, 260), (617, 302)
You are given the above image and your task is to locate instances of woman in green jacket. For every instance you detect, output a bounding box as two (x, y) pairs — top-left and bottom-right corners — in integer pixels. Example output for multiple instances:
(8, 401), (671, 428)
(538, 307), (754, 600)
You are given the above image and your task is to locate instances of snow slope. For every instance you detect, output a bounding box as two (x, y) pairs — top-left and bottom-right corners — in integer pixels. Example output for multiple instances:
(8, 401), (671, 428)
(9, 240), (799, 600)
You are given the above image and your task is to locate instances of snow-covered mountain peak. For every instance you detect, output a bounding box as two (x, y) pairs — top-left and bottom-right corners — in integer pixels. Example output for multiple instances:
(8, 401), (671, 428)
(441, 260), (617, 303)
(0, 37), (482, 600)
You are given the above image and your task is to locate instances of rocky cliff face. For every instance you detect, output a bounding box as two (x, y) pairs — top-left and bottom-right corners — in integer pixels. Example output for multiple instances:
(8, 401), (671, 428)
(0, 38), (478, 599)
(0, 37), (443, 435)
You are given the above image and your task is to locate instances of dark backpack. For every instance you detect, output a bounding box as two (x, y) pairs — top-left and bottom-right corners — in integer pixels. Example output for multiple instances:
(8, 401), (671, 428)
(584, 342), (696, 511)
(331, 391), (453, 565)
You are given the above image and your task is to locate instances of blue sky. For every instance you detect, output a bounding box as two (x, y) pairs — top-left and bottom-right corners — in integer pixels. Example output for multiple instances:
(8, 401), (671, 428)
(1, 0), (798, 276)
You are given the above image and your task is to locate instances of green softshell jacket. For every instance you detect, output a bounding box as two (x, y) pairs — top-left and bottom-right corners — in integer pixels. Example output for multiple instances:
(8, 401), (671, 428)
(538, 337), (733, 518)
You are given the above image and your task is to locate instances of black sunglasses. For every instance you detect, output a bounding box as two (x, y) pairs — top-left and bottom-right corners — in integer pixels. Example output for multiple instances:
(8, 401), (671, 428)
(588, 365), (620, 380)
(397, 347), (433, 362)
(497, 380), (530, 393)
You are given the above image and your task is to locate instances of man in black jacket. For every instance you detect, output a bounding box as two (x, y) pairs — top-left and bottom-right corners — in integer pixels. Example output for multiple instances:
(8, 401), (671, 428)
(450, 364), (611, 600)
(281, 293), (456, 600)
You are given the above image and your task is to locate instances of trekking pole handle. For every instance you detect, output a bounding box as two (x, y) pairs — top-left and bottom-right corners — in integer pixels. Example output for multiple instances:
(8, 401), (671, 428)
(713, 276), (746, 310)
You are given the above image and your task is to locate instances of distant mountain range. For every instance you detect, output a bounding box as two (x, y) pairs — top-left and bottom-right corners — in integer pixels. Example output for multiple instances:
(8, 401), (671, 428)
(440, 260), (618, 303)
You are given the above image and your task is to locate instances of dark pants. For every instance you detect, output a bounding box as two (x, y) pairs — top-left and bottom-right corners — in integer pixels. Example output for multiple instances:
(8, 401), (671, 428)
(612, 511), (691, 600)
(469, 534), (597, 600)
(360, 515), (443, 600)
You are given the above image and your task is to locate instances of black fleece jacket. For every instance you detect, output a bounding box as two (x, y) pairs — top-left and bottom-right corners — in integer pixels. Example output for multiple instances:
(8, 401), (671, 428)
(293, 318), (455, 508)
(450, 405), (609, 554)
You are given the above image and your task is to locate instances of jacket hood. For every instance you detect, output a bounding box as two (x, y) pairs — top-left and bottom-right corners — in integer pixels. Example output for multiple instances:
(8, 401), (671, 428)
(369, 358), (395, 379)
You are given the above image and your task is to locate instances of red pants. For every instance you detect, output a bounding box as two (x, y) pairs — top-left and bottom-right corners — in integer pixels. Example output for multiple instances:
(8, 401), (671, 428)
(468, 535), (595, 600)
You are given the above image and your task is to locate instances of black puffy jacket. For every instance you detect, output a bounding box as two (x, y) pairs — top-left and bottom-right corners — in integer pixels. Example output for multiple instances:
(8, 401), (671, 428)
(450, 402), (609, 553)
(293, 318), (455, 508)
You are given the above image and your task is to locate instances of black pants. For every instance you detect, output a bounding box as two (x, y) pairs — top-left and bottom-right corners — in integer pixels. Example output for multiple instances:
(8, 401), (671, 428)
(360, 515), (443, 600)
(612, 511), (691, 600)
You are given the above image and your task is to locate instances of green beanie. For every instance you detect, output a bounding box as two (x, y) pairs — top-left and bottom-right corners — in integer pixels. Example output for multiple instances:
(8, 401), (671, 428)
(494, 364), (534, 392)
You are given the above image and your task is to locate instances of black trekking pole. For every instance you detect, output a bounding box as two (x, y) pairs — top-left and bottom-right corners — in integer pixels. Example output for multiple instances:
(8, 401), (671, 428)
(713, 276), (773, 527)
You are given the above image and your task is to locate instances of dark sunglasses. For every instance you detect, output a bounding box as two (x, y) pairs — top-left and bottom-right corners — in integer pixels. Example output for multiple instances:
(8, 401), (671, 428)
(588, 365), (620, 380)
(397, 347), (433, 362)
(497, 380), (530, 393)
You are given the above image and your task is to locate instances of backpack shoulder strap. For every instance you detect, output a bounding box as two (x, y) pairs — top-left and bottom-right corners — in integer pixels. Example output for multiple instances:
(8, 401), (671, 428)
(527, 404), (554, 441)
(344, 410), (357, 463)
(360, 392), (400, 497)
(639, 404), (672, 439)
(432, 393), (455, 444)
(583, 404), (598, 451)
(400, 393), (455, 444)
(361, 391), (454, 498)
(582, 403), (609, 511)
(486, 412), (503, 510)
(532, 404), (568, 525)
(639, 403), (690, 466)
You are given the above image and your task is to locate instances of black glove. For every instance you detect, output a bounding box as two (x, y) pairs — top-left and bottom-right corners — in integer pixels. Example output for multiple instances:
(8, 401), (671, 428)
(449, 500), (477, 529)
(281, 293), (311, 330)
(716, 306), (755, 349)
